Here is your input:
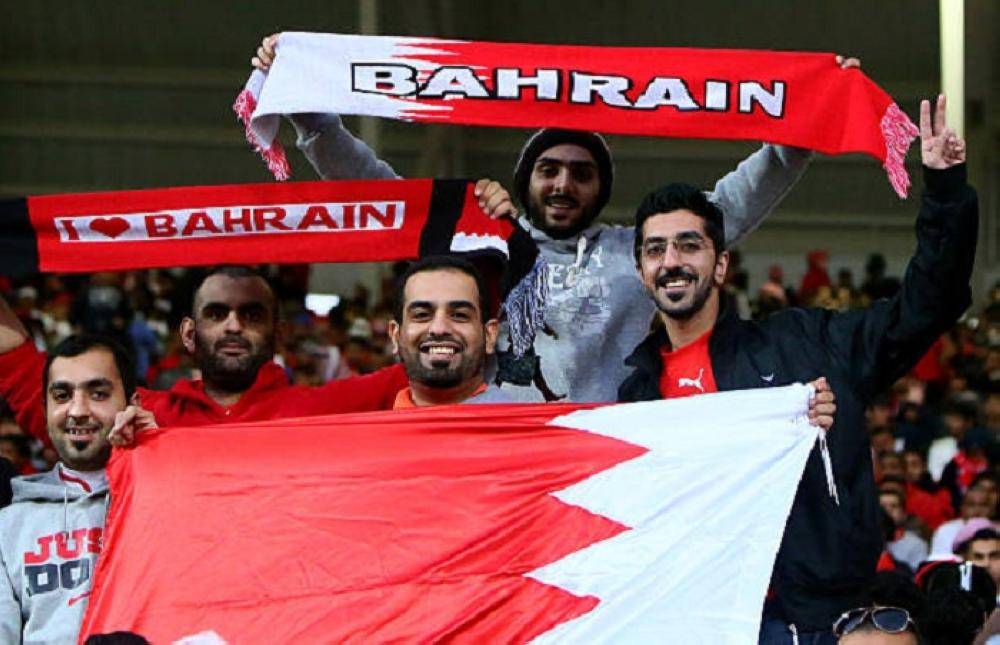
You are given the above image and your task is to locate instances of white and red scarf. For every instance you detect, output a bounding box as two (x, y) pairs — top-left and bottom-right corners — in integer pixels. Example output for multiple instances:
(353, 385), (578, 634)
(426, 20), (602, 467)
(0, 179), (545, 354)
(235, 32), (919, 196)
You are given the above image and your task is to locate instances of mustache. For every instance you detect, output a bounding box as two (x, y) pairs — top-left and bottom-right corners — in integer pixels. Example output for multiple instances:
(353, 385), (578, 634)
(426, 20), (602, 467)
(656, 268), (698, 288)
(544, 194), (579, 208)
(63, 421), (101, 432)
(419, 333), (464, 346)
(214, 337), (252, 351)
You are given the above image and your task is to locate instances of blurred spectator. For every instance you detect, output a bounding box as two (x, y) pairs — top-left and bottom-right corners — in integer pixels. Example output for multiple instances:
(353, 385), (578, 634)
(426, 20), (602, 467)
(932, 488), (996, 557)
(953, 518), (1000, 589)
(972, 473), (1000, 520)
(798, 249), (831, 305)
(880, 451), (906, 479)
(939, 401), (992, 509)
(867, 393), (896, 433)
(902, 448), (955, 531)
(343, 318), (377, 375)
(73, 272), (131, 346)
(862, 253), (901, 303)
(896, 398), (939, 455)
(917, 561), (996, 645)
(757, 264), (791, 318)
(870, 426), (897, 458)
(723, 249), (751, 320)
(912, 335), (956, 405)
(879, 483), (929, 571)
(930, 399), (985, 486)
(0, 435), (37, 476)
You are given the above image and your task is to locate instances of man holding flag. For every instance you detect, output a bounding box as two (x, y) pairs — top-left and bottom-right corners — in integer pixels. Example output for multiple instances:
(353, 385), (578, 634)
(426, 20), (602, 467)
(619, 95), (975, 643)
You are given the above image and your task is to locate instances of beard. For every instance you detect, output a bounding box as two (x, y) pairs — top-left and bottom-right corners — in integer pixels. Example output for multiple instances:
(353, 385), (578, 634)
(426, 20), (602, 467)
(526, 193), (600, 240)
(652, 268), (715, 321)
(398, 335), (484, 389)
(195, 331), (274, 393)
(54, 420), (112, 471)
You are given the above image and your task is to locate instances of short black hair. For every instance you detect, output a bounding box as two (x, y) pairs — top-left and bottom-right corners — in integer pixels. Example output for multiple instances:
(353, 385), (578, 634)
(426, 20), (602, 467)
(633, 183), (725, 262)
(43, 334), (136, 403)
(393, 255), (491, 324)
(190, 265), (276, 318)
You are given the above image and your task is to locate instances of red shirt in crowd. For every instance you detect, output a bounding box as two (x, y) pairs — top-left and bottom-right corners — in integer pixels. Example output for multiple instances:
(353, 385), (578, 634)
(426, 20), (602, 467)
(0, 341), (409, 442)
(905, 482), (954, 532)
(658, 330), (718, 399)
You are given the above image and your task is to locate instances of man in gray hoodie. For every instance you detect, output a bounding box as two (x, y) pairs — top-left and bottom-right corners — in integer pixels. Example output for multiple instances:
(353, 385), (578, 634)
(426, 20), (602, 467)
(252, 37), (858, 402)
(0, 334), (144, 644)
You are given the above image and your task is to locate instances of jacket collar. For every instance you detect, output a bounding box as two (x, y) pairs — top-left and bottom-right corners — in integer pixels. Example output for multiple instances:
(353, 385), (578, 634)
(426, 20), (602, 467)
(167, 361), (289, 409)
(622, 296), (743, 386)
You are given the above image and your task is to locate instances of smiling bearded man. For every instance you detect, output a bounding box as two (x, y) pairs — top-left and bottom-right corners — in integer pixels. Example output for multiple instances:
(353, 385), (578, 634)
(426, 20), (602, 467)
(619, 96), (977, 642)
(389, 255), (511, 408)
(0, 334), (151, 644)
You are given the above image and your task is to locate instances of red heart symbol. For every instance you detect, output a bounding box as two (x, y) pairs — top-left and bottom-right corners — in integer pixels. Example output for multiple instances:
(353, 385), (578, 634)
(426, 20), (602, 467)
(89, 217), (130, 239)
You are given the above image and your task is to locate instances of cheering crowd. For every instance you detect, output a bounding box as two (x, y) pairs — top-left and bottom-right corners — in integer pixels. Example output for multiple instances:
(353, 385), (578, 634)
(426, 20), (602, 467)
(0, 31), (991, 645)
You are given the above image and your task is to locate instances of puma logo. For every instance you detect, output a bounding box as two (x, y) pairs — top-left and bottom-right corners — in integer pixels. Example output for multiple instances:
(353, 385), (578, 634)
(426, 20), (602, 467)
(678, 368), (705, 393)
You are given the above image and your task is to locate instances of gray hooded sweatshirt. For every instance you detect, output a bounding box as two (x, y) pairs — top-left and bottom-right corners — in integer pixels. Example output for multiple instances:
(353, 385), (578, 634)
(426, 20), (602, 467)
(0, 465), (109, 645)
(290, 114), (812, 401)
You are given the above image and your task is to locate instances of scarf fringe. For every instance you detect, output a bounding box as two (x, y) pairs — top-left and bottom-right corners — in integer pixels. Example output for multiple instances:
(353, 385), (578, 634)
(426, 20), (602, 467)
(503, 256), (548, 358)
(880, 102), (919, 199)
(233, 89), (292, 181)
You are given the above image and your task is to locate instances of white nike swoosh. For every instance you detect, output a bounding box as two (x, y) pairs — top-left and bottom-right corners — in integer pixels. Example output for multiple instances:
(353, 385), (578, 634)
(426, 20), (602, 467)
(761, 374), (775, 383)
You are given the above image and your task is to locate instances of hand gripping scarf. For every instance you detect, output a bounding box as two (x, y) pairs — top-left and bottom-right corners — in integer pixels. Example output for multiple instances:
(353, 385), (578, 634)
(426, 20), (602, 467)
(235, 32), (919, 197)
(0, 179), (546, 355)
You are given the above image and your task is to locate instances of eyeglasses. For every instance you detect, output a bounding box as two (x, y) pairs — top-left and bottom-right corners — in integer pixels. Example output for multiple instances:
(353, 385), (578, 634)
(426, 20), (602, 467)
(640, 236), (709, 260)
(833, 607), (915, 638)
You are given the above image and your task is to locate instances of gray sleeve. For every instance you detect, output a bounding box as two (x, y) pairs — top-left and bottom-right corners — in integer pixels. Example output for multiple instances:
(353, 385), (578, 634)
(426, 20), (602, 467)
(706, 144), (813, 247)
(0, 544), (20, 645)
(289, 113), (401, 181)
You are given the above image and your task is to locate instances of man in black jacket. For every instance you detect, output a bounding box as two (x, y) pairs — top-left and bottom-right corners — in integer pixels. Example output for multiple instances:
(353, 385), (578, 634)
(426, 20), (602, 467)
(619, 95), (975, 643)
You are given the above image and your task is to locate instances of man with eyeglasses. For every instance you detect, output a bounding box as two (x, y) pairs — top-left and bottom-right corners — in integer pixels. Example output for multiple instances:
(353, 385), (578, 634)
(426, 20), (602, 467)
(620, 94), (975, 643)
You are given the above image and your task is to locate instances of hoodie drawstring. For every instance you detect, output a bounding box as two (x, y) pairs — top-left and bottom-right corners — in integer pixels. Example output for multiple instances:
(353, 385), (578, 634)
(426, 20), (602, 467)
(819, 430), (840, 506)
(62, 486), (69, 537)
(564, 235), (588, 287)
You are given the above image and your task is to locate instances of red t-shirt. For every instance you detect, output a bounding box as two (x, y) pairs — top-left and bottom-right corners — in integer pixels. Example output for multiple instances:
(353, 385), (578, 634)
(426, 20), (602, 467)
(658, 329), (718, 399)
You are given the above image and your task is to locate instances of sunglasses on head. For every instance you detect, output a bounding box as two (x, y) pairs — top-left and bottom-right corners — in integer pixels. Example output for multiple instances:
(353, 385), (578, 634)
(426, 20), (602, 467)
(833, 606), (915, 638)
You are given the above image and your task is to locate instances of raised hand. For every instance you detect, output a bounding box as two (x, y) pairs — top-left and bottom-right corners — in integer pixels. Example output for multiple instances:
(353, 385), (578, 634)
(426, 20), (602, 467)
(251, 33), (280, 71)
(920, 94), (966, 169)
(808, 377), (836, 431)
(835, 55), (861, 70)
(474, 179), (518, 220)
(108, 399), (159, 447)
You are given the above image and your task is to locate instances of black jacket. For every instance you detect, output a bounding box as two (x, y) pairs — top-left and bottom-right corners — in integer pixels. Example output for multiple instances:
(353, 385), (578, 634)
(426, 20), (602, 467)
(618, 165), (977, 631)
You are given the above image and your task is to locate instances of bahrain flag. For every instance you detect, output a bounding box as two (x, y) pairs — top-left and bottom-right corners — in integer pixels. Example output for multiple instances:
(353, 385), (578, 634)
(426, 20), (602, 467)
(81, 385), (817, 644)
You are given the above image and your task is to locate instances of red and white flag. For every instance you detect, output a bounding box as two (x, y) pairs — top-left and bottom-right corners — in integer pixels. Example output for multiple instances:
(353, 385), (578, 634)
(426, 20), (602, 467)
(81, 386), (818, 644)
(235, 32), (918, 196)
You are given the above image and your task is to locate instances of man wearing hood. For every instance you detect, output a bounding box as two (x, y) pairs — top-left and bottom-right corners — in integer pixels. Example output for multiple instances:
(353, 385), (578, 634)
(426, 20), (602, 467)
(252, 36), (859, 402)
(0, 334), (147, 643)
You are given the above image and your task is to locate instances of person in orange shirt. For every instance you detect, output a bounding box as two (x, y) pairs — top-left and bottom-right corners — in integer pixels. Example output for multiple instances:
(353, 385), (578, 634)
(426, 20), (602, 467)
(389, 256), (510, 408)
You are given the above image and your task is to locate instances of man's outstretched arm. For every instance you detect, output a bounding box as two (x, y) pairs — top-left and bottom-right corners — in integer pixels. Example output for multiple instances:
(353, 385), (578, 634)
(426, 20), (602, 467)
(711, 56), (861, 246)
(253, 33), (400, 181)
(830, 94), (975, 397)
(0, 295), (47, 442)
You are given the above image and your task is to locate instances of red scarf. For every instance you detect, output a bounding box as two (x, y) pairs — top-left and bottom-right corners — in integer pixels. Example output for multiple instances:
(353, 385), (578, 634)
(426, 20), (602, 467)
(0, 179), (545, 353)
(236, 33), (919, 196)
